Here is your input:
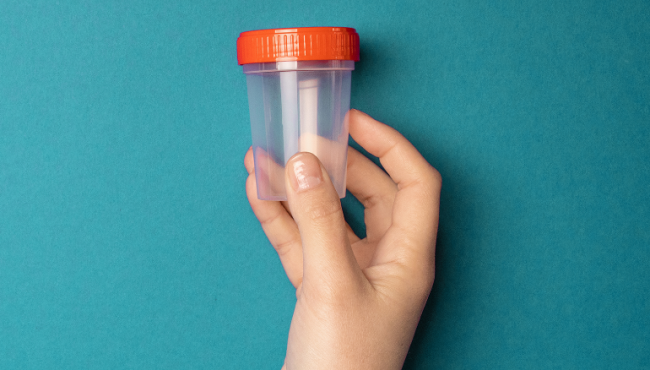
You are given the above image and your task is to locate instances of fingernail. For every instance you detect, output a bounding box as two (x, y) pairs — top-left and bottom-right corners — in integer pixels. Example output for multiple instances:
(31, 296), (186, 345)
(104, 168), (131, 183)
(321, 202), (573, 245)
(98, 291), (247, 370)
(289, 153), (322, 193)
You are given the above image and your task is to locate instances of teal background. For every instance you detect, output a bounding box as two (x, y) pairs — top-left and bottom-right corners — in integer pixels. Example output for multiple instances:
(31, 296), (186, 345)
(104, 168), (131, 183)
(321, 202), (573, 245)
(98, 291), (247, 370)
(1, 0), (648, 369)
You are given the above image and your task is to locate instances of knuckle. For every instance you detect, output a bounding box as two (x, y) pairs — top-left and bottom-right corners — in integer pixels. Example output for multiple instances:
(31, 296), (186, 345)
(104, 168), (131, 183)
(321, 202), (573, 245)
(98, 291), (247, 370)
(420, 165), (442, 188)
(411, 167), (442, 201)
(301, 199), (342, 226)
(360, 192), (387, 209)
(259, 209), (282, 227)
(429, 167), (442, 186)
(273, 238), (298, 258)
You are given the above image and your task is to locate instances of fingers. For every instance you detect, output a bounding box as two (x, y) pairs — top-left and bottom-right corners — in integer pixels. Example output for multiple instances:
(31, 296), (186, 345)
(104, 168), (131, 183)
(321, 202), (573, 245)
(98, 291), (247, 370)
(254, 147), (288, 199)
(348, 110), (442, 270)
(245, 148), (303, 288)
(284, 152), (364, 289)
(346, 147), (397, 242)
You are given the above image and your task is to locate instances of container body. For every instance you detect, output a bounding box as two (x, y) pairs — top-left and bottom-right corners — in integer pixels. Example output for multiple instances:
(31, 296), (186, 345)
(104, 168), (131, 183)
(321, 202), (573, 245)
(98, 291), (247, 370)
(244, 60), (353, 200)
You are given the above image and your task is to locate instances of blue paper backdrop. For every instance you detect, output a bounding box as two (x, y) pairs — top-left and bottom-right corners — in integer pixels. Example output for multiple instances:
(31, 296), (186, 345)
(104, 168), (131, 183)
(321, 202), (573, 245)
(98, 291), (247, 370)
(1, 1), (648, 369)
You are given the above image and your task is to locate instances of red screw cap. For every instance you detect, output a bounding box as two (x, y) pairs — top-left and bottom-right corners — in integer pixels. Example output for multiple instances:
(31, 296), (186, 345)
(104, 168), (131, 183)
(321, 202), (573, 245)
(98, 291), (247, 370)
(237, 27), (360, 65)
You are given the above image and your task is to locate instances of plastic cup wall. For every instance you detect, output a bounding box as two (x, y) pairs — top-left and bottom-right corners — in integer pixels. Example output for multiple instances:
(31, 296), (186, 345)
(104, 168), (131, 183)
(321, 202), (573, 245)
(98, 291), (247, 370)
(244, 60), (353, 200)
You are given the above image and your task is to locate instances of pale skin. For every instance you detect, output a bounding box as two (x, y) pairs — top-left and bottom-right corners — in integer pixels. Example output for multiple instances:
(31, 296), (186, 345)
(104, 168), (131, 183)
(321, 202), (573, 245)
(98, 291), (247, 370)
(244, 109), (442, 370)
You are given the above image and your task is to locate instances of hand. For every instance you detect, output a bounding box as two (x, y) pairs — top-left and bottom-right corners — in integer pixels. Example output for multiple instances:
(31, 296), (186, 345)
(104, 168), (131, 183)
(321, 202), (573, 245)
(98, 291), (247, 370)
(244, 110), (442, 370)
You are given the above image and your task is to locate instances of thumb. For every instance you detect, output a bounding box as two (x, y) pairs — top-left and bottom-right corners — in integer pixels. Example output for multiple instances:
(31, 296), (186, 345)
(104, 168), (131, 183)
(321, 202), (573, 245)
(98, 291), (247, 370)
(285, 152), (361, 286)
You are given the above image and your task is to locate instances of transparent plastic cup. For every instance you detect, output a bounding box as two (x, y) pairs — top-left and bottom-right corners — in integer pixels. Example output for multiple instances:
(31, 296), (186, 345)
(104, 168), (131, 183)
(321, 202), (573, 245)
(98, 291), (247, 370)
(237, 28), (359, 200)
(243, 60), (354, 200)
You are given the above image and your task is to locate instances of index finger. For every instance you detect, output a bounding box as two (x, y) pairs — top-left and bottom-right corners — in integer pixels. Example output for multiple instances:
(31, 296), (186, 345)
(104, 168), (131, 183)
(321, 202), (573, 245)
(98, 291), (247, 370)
(348, 110), (442, 269)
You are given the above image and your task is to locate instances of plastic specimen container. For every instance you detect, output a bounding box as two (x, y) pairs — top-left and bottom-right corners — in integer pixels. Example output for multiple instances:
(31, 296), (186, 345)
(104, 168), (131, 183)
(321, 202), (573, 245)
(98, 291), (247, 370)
(237, 27), (360, 200)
